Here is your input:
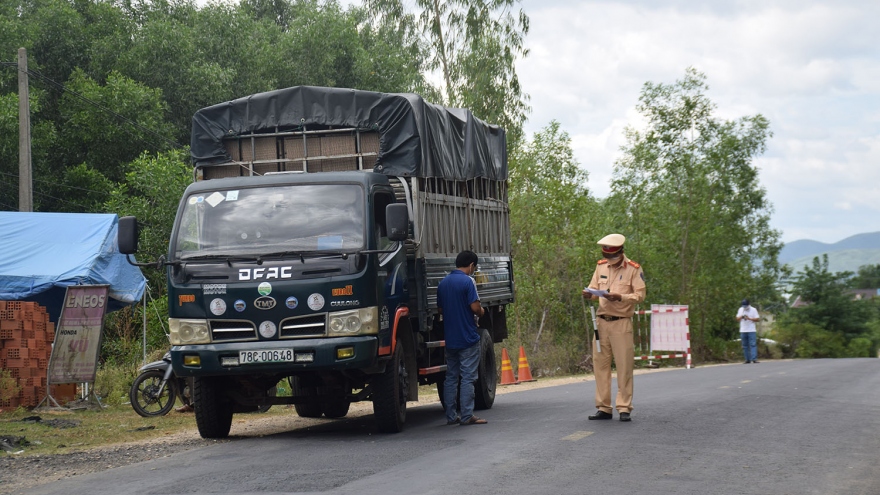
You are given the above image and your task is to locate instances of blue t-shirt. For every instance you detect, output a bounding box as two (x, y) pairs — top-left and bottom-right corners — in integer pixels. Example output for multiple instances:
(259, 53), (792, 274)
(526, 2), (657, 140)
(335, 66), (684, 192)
(437, 269), (481, 350)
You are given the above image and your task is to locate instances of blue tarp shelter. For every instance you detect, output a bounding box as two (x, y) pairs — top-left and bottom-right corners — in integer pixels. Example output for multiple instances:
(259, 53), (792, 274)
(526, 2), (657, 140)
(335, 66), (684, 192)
(0, 212), (146, 321)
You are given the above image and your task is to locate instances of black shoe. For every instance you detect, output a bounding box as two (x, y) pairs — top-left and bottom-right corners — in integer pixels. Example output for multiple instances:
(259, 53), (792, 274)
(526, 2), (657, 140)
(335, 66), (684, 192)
(752, 360), (759, 363)
(619, 412), (631, 422)
(588, 410), (613, 420)
(743, 360), (751, 364)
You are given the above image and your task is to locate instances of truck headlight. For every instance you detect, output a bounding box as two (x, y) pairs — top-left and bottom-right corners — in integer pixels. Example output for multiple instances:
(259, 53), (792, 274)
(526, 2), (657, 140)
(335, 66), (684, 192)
(169, 318), (211, 345)
(328, 307), (378, 337)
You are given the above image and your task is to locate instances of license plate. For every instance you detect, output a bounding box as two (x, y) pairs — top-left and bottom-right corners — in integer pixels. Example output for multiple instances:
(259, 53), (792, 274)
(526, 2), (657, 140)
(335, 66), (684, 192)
(239, 349), (295, 365)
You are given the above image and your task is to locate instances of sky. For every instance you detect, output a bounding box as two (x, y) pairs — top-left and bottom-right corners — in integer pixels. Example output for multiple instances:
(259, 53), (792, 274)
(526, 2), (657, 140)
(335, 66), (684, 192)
(513, 0), (880, 244)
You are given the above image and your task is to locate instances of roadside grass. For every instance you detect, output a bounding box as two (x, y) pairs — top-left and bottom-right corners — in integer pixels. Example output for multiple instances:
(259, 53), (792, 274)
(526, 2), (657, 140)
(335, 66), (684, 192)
(0, 403), (206, 456)
(0, 383), (444, 458)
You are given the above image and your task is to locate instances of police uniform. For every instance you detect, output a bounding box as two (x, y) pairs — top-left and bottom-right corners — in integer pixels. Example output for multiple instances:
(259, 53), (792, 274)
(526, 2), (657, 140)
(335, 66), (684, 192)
(584, 234), (646, 421)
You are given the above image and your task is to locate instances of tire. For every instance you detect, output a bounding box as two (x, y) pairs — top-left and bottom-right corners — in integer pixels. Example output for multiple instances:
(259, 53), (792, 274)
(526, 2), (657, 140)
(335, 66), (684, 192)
(130, 370), (178, 418)
(254, 386), (277, 414)
(372, 338), (407, 433)
(474, 328), (496, 410)
(290, 376), (323, 418)
(322, 400), (351, 419)
(193, 376), (233, 439)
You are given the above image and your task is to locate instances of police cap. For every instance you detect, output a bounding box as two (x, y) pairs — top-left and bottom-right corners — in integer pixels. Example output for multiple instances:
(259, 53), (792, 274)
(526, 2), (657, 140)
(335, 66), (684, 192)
(597, 233), (626, 254)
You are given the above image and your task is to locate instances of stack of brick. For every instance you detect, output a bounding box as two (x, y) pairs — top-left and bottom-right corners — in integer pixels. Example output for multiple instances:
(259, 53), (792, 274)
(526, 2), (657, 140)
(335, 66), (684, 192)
(0, 300), (66, 408)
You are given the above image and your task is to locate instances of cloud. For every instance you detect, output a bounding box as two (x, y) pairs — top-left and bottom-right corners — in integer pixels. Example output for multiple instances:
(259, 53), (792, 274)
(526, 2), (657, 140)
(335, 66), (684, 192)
(516, 0), (880, 243)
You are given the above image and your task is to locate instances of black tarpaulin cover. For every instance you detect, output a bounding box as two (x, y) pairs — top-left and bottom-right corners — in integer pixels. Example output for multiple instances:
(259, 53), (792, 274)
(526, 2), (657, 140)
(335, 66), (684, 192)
(190, 86), (507, 181)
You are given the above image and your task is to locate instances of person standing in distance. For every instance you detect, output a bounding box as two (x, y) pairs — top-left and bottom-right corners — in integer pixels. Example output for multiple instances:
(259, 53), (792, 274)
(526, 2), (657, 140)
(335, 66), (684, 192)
(437, 250), (487, 426)
(736, 299), (760, 364)
(582, 234), (646, 422)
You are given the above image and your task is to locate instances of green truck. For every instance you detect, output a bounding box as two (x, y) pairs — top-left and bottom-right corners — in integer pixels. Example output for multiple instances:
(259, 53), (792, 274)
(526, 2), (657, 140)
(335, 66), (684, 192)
(119, 86), (514, 438)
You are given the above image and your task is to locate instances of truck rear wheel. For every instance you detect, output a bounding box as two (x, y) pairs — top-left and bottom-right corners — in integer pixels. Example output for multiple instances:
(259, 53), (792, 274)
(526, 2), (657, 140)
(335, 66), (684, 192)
(193, 376), (233, 439)
(322, 400), (351, 418)
(474, 328), (496, 410)
(290, 376), (323, 418)
(372, 338), (407, 432)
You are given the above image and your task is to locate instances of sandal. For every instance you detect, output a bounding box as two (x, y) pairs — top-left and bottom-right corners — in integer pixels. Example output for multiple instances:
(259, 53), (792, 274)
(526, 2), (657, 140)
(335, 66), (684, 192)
(459, 416), (487, 425)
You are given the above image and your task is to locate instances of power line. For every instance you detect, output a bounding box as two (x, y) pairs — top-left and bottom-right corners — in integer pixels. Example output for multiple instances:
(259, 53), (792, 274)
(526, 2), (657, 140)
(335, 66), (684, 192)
(1, 61), (183, 150)
(0, 170), (114, 196)
(31, 188), (100, 212)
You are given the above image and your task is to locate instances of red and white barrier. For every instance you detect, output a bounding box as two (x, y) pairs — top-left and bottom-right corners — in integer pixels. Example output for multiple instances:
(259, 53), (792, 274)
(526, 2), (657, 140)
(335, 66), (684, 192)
(633, 304), (691, 369)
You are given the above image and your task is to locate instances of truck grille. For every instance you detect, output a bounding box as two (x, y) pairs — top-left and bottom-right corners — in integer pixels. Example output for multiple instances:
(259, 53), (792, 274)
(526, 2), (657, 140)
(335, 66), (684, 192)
(279, 314), (326, 338)
(210, 320), (257, 342)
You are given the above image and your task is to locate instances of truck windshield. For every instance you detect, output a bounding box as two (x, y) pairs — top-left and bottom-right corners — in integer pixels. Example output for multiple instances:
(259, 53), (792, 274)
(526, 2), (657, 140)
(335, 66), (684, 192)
(172, 184), (365, 260)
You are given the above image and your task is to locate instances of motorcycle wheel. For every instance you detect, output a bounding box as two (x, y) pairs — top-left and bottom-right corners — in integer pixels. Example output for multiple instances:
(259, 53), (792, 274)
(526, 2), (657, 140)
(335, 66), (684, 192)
(130, 370), (178, 417)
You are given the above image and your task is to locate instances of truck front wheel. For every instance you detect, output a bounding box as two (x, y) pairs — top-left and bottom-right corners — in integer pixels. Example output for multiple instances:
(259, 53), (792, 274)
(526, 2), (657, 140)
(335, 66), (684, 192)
(193, 376), (233, 439)
(372, 338), (407, 432)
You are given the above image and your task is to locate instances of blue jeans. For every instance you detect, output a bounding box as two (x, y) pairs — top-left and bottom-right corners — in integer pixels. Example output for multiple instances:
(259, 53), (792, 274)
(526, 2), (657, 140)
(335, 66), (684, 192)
(444, 341), (481, 423)
(741, 332), (757, 362)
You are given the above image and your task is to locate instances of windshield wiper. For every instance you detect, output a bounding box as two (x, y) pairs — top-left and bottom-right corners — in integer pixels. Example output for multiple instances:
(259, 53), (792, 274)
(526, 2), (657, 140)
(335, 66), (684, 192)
(177, 254), (266, 267)
(248, 250), (354, 263)
(178, 250), (355, 266)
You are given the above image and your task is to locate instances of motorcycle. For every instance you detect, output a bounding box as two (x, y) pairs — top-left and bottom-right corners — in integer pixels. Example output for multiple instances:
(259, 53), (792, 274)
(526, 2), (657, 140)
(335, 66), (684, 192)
(130, 351), (275, 417)
(129, 352), (193, 417)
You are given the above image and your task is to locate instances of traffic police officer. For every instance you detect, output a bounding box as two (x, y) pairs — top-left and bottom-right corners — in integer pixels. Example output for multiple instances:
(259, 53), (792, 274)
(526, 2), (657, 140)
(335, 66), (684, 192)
(582, 233), (646, 422)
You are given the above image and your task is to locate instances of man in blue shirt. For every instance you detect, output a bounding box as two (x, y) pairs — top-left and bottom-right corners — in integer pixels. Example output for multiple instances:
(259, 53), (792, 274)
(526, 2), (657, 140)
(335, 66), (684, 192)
(437, 250), (487, 426)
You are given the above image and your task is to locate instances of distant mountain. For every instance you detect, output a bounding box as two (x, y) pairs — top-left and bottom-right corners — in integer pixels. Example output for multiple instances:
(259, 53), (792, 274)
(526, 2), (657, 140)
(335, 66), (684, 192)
(779, 232), (880, 275)
(780, 232), (880, 265)
(785, 249), (880, 275)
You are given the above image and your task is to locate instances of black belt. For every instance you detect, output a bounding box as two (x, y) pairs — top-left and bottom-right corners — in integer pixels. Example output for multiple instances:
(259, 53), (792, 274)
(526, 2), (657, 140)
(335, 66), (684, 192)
(598, 315), (629, 321)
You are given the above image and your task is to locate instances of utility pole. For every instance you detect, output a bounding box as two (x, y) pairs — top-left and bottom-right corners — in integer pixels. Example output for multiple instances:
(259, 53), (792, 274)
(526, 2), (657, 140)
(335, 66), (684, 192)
(18, 47), (33, 212)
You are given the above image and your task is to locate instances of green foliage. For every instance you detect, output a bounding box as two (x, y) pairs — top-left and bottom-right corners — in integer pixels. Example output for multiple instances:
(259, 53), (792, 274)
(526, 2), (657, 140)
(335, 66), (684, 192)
(105, 150), (192, 290)
(0, 369), (21, 402)
(94, 361), (140, 406)
(507, 121), (604, 371)
(787, 255), (869, 339)
(363, 0), (530, 140)
(101, 293), (171, 378)
(58, 69), (176, 181)
(851, 264), (880, 289)
(0, 90), (59, 211)
(775, 322), (848, 358)
(608, 68), (785, 358)
(777, 255), (880, 358)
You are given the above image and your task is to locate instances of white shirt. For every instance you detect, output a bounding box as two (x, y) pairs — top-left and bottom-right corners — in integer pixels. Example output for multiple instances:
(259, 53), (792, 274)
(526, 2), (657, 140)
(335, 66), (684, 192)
(737, 306), (759, 333)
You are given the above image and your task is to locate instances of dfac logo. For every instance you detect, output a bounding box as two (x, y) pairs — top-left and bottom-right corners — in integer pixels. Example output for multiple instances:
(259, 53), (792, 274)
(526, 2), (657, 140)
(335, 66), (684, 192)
(239, 267), (294, 281)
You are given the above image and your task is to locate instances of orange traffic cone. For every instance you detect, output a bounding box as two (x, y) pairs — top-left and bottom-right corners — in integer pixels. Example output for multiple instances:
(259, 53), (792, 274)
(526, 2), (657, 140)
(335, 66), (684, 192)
(516, 346), (536, 383)
(500, 348), (518, 386)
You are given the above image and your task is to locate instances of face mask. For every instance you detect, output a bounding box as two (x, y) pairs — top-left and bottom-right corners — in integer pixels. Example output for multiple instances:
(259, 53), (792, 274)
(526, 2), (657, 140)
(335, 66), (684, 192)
(603, 253), (622, 264)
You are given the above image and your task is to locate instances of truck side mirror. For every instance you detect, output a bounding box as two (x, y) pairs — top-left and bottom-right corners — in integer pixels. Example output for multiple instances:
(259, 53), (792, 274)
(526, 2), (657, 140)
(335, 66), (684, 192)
(386, 203), (409, 242)
(118, 216), (139, 254)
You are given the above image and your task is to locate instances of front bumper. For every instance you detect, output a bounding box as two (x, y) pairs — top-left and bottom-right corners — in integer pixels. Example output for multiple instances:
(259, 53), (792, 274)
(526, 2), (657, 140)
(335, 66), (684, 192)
(170, 336), (379, 377)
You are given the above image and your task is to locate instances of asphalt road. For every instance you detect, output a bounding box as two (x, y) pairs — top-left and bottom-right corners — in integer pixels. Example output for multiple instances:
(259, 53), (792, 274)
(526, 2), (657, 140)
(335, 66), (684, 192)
(25, 359), (880, 495)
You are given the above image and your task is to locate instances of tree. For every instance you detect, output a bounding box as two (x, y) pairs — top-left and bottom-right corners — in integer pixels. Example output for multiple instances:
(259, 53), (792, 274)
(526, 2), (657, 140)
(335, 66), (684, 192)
(363, 0), (530, 140)
(104, 150), (193, 292)
(608, 68), (785, 357)
(508, 121), (604, 371)
(58, 69), (177, 182)
(776, 255), (878, 357)
(0, 91), (59, 211)
(851, 264), (880, 289)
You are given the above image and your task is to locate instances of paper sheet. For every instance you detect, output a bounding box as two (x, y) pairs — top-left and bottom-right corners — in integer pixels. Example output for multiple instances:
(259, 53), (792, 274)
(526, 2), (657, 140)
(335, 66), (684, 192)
(584, 287), (609, 298)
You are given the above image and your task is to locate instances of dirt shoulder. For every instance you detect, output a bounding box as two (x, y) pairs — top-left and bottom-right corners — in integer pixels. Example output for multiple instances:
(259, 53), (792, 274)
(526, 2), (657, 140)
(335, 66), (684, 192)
(0, 368), (680, 494)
